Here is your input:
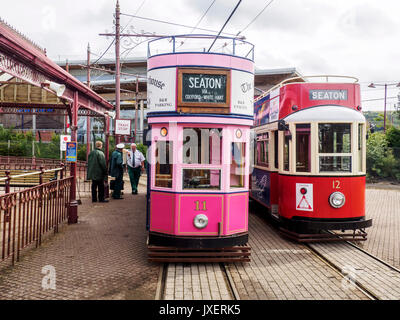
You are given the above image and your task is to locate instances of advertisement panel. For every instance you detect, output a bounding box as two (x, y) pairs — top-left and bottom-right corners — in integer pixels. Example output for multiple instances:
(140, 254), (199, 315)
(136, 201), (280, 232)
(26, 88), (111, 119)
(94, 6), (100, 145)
(269, 88), (280, 122)
(231, 70), (254, 116)
(147, 67), (176, 112)
(66, 142), (77, 163)
(254, 94), (270, 126)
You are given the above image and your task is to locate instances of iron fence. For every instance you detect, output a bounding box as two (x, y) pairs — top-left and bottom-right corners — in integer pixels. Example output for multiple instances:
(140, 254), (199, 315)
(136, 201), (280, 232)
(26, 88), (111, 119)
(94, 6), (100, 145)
(0, 168), (72, 264)
(0, 156), (90, 197)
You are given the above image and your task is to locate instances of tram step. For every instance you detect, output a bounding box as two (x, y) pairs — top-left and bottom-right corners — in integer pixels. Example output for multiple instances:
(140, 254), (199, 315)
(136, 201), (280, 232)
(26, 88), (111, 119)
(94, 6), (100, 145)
(147, 245), (251, 263)
(279, 227), (368, 243)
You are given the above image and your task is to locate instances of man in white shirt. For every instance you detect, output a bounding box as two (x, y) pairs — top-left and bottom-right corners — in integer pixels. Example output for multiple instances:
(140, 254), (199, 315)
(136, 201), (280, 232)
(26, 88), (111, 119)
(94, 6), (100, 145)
(127, 143), (145, 194)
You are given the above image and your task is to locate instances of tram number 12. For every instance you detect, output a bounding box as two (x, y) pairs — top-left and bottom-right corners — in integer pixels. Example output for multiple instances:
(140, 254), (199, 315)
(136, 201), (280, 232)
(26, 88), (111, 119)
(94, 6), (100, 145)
(195, 201), (207, 211)
(332, 180), (341, 189)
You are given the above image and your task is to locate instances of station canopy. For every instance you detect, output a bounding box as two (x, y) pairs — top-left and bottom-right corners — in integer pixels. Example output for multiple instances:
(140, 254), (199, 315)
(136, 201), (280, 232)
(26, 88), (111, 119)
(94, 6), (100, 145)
(0, 19), (114, 118)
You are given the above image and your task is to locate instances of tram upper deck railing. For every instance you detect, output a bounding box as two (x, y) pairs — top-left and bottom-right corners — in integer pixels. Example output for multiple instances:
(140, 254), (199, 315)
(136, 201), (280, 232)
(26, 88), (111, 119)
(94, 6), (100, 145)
(147, 34), (255, 61)
(255, 75), (359, 103)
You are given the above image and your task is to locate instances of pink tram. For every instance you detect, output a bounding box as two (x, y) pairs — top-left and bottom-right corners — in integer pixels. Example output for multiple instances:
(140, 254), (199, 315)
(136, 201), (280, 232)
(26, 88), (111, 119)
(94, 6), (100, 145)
(250, 76), (372, 241)
(145, 35), (255, 261)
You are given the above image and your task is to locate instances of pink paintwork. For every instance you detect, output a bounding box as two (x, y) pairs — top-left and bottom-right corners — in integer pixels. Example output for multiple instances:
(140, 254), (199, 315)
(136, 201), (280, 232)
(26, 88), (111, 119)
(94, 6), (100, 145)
(148, 116), (253, 126)
(148, 53), (254, 74)
(150, 120), (250, 193)
(149, 191), (248, 236)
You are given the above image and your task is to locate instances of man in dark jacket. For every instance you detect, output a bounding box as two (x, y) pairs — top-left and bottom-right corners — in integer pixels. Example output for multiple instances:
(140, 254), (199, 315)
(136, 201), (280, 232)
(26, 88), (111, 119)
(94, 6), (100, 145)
(87, 141), (108, 203)
(110, 143), (125, 199)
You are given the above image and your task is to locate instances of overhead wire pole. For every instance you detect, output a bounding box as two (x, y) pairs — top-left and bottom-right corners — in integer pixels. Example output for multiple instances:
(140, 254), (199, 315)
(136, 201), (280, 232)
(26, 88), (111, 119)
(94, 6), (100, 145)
(135, 75), (138, 143)
(115, 0), (121, 144)
(208, 0), (242, 52)
(86, 43), (91, 162)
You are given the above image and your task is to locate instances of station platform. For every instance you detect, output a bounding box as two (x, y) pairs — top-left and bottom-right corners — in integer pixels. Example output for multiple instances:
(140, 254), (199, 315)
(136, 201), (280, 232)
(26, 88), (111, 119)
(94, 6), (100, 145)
(0, 179), (399, 300)
(0, 180), (159, 300)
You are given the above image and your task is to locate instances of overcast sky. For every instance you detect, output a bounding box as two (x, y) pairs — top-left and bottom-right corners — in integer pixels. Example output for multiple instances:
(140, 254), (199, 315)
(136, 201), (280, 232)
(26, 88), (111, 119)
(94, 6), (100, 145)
(2, 0), (400, 111)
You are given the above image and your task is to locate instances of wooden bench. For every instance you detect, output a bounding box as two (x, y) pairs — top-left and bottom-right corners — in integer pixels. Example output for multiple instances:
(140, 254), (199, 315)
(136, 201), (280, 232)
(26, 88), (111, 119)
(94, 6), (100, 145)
(0, 170), (58, 187)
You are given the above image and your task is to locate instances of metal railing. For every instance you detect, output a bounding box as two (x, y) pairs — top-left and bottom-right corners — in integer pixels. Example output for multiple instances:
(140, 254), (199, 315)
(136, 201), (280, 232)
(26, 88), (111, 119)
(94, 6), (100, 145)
(0, 156), (91, 197)
(0, 167), (72, 264)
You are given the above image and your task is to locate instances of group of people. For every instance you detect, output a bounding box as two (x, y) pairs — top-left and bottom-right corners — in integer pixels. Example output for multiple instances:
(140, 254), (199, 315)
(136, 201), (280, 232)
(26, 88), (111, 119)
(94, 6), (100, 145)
(87, 141), (145, 203)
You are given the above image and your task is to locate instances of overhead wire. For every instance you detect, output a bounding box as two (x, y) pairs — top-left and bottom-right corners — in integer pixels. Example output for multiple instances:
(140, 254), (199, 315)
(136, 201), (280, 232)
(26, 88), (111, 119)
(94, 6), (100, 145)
(208, 0), (242, 52)
(236, 0), (274, 37)
(92, 0), (147, 66)
(120, 13), (239, 37)
(177, 0), (217, 50)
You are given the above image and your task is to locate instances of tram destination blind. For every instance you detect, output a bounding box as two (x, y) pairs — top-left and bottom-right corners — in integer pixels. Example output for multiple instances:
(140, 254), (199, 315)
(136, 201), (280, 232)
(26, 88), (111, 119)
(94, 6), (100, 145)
(182, 73), (227, 104)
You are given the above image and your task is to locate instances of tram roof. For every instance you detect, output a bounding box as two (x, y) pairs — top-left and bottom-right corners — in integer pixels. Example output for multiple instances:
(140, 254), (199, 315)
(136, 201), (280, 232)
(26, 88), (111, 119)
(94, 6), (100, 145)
(284, 106), (365, 123)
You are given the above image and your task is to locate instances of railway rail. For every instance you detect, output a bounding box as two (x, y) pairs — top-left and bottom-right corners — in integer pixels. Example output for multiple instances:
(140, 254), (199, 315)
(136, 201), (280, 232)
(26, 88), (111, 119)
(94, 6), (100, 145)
(156, 212), (400, 300)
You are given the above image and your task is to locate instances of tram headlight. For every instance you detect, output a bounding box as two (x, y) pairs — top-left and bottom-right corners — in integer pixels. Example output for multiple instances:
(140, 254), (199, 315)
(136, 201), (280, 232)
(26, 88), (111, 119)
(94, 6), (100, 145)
(194, 214), (208, 229)
(329, 192), (346, 208)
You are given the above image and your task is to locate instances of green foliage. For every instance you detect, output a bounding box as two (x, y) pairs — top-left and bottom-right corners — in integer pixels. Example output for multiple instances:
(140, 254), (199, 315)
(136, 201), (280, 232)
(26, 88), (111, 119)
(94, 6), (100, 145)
(136, 143), (148, 159)
(386, 126), (400, 149)
(77, 144), (87, 161)
(366, 132), (400, 181)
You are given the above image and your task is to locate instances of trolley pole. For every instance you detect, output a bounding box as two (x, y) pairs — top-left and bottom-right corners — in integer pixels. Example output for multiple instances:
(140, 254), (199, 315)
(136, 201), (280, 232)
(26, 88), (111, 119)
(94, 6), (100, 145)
(115, 0), (121, 144)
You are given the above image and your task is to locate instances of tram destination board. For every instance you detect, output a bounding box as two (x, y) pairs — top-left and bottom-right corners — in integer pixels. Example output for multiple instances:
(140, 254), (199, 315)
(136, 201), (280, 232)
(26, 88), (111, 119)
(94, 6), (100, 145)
(178, 68), (231, 113)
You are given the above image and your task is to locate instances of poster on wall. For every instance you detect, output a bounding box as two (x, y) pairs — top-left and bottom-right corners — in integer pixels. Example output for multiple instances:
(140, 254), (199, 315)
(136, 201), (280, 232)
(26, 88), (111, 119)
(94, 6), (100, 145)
(231, 70), (254, 116)
(66, 142), (77, 163)
(147, 67), (176, 112)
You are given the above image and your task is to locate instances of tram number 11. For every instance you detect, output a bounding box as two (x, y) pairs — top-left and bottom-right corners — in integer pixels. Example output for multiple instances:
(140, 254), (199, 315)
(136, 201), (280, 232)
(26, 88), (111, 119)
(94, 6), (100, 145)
(195, 201), (207, 211)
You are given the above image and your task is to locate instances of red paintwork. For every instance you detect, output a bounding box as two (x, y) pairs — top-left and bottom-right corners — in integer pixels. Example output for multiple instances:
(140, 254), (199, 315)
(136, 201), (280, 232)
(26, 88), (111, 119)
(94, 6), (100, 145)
(278, 83), (361, 119)
(278, 175), (366, 220)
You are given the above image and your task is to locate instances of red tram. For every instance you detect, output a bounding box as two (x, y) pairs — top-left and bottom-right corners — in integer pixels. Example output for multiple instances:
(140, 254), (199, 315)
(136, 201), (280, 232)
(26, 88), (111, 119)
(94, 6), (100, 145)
(250, 76), (372, 241)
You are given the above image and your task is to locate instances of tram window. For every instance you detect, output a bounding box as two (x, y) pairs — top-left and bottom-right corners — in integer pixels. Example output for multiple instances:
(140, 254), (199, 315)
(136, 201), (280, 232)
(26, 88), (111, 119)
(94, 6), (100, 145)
(319, 123), (351, 153)
(283, 131), (290, 171)
(256, 140), (268, 166)
(231, 142), (246, 188)
(155, 141), (173, 188)
(274, 131), (279, 169)
(183, 128), (222, 165)
(358, 123), (364, 172)
(296, 124), (311, 172)
(182, 169), (221, 190)
(319, 156), (351, 172)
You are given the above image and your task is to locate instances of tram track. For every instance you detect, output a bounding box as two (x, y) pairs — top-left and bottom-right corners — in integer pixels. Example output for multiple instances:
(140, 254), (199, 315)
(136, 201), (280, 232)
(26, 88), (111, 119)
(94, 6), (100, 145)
(305, 232), (400, 300)
(155, 262), (239, 300)
(304, 243), (378, 300)
(251, 204), (400, 300)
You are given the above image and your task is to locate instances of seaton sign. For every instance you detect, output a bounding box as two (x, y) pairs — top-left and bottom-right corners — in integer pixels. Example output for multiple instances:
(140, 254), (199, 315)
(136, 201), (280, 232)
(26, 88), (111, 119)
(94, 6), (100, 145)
(310, 89), (348, 101)
(182, 73), (227, 104)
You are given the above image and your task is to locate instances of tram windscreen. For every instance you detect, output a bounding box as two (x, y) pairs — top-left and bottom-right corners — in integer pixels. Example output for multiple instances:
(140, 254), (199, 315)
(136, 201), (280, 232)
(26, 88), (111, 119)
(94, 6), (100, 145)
(183, 128), (222, 165)
(318, 123), (352, 172)
(182, 169), (221, 190)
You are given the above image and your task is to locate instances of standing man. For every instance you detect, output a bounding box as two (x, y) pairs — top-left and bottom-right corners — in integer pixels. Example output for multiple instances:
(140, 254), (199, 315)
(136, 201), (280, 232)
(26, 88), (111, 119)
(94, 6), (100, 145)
(127, 143), (145, 195)
(87, 141), (108, 203)
(110, 143), (125, 199)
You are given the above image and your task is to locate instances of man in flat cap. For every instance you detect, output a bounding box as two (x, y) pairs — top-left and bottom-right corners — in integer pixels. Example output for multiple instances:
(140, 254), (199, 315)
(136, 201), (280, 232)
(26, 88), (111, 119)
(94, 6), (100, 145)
(127, 143), (145, 195)
(109, 143), (125, 199)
